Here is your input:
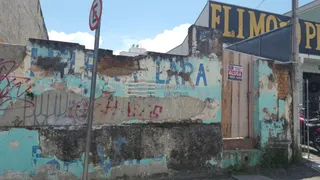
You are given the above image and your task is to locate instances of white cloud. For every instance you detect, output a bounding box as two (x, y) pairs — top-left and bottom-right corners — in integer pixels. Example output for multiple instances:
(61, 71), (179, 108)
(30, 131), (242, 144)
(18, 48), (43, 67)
(49, 24), (190, 55)
(48, 30), (102, 50)
(116, 23), (191, 54)
(139, 24), (191, 52)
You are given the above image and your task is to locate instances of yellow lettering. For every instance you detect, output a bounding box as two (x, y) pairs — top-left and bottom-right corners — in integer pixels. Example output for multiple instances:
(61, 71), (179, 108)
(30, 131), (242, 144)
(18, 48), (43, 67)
(248, 11), (266, 38)
(211, 4), (221, 29)
(316, 24), (320, 50)
(237, 8), (245, 39)
(305, 22), (316, 49)
(222, 6), (234, 37)
(266, 15), (278, 32)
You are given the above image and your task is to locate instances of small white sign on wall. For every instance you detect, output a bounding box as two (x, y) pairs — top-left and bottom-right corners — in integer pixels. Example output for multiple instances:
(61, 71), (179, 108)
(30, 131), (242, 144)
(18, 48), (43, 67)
(228, 64), (243, 82)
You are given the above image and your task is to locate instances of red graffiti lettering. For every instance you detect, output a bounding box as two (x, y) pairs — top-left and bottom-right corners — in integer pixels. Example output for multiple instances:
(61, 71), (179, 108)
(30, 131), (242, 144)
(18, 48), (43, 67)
(75, 99), (89, 121)
(0, 58), (34, 110)
(105, 100), (118, 115)
(127, 102), (135, 117)
(127, 102), (163, 120)
(150, 105), (163, 119)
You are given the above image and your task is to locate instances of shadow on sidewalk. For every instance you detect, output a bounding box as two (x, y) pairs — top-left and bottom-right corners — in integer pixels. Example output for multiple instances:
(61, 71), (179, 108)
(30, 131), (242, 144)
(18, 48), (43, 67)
(231, 158), (320, 180)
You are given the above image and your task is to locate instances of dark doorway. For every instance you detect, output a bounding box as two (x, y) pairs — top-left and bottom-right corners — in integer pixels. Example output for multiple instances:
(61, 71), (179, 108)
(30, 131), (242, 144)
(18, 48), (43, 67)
(303, 73), (320, 119)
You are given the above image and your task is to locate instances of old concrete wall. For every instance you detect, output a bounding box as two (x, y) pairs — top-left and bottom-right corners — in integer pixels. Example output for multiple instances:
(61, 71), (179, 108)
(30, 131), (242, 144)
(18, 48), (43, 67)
(0, 26), (224, 179)
(253, 60), (292, 151)
(0, 0), (48, 45)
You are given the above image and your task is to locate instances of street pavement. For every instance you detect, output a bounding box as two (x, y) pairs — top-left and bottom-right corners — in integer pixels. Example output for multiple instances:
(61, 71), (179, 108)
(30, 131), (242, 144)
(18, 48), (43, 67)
(145, 159), (320, 180)
(143, 150), (320, 180)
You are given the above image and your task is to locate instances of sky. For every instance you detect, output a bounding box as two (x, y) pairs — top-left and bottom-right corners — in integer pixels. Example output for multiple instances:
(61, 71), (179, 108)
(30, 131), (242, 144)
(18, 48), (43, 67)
(41, 0), (314, 54)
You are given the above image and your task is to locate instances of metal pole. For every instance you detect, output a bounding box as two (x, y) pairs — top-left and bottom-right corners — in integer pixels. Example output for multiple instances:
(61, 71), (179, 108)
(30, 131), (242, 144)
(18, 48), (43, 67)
(292, 0), (301, 157)
(82, 22), (101, 180)
(306, 79), (310, 159)
(303, 80), (306, 152)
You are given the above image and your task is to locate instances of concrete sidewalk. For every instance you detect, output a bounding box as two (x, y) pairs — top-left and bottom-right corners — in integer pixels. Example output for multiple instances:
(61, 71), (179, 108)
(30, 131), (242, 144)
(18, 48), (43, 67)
(144, 162), (320, 180)
(232, 162), (320, 180)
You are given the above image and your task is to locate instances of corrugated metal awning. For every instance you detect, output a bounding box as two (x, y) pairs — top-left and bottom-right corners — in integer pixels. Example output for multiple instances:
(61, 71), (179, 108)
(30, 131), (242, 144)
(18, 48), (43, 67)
(226, 25), (292, 63)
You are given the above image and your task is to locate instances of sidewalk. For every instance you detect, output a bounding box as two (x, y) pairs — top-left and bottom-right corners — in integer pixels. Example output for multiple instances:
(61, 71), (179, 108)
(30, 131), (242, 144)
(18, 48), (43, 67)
(232, 160), (320, 180)
(143, 161), (320, 180)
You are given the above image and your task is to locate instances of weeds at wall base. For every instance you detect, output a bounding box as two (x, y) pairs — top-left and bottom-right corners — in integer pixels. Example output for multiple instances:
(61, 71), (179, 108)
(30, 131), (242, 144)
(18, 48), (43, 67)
(260, 148), (290, 169)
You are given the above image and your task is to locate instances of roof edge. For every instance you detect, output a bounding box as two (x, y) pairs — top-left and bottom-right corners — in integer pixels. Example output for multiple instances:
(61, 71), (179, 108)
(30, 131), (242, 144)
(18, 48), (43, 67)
(167, 1), (209, 53)
(284, 0), (320, 16)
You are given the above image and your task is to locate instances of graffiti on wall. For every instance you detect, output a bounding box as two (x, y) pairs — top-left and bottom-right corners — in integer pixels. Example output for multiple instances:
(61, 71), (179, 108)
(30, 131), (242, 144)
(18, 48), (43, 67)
(0, 57), (34, 113)
(17, 90), (219, 126)
(0, 38), (222, 126)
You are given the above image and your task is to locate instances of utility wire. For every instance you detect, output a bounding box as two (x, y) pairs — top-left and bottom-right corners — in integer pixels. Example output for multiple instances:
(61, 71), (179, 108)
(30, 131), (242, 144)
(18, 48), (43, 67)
(256, 0), (267, 9)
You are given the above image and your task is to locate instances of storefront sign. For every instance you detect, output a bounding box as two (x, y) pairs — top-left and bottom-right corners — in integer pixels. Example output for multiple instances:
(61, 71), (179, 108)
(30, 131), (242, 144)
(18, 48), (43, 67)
(228, 64), (242, 81)
(209, 1), (320, 56)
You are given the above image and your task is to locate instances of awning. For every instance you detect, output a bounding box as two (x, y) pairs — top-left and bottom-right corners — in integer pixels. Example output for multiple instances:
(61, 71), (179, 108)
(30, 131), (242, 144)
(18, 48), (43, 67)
(226, 24), (292, 63)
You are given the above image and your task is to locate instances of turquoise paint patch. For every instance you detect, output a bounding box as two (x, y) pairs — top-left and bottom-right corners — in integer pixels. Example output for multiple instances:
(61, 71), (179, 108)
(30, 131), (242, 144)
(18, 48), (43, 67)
(0, 128), (39, 174)
(29, 44), (73, 58)
(258, 61), (273, 77)
(32, 155), (83, 177)
(31, 142), (167, 179)
(32, 77), (56, 95)
(259, 92), (277, 120)
(254, 60), (288, 148)
(206, 159), (218, 165)
(220, 150), (262, 169)
(121, 120), (148, 124)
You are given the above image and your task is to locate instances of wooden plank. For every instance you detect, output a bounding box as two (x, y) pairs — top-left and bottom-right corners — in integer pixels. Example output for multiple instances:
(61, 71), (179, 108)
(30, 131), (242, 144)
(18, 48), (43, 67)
(231, 52), (240, 137)
(221, 50), (233, 138)
(238, 53), (249, 137)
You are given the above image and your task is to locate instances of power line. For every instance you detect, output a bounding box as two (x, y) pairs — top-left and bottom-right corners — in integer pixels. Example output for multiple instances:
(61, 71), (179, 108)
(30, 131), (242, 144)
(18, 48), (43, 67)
(256, 0), (266, 9)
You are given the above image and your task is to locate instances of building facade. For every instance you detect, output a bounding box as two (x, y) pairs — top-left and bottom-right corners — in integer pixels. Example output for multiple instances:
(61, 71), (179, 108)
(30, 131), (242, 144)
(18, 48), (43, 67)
(0, 0), (48, 45)
(0, 1), (299, 179)
(169, 0), (320, 57)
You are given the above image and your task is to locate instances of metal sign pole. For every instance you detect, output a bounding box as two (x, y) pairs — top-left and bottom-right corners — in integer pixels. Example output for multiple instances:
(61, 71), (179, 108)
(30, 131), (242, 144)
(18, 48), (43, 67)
(306, 79), (310, 159)
(304, 80), (306, 152)
(82, 0), (102, 178)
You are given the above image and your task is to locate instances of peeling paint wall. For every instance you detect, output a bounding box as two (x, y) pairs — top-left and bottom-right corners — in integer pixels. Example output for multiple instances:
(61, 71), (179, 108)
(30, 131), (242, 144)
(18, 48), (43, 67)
(0, 26), (224, 179)
(0, 126), (223, 180)
(0, 37), (222, 126)
(253, 60), (292, 150)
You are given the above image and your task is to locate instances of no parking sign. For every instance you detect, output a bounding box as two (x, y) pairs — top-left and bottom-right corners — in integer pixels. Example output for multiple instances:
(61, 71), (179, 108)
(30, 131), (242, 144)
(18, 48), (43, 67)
(89, 0), (102, 31)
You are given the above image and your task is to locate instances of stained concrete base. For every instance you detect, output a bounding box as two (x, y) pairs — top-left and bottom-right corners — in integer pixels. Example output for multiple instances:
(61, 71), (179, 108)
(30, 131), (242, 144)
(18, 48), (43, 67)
(232, 175), (273, 180)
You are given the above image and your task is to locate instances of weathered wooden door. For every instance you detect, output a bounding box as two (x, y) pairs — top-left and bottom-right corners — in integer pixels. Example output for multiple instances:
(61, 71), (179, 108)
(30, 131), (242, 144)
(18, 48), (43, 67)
(222, 50), (254, 138)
